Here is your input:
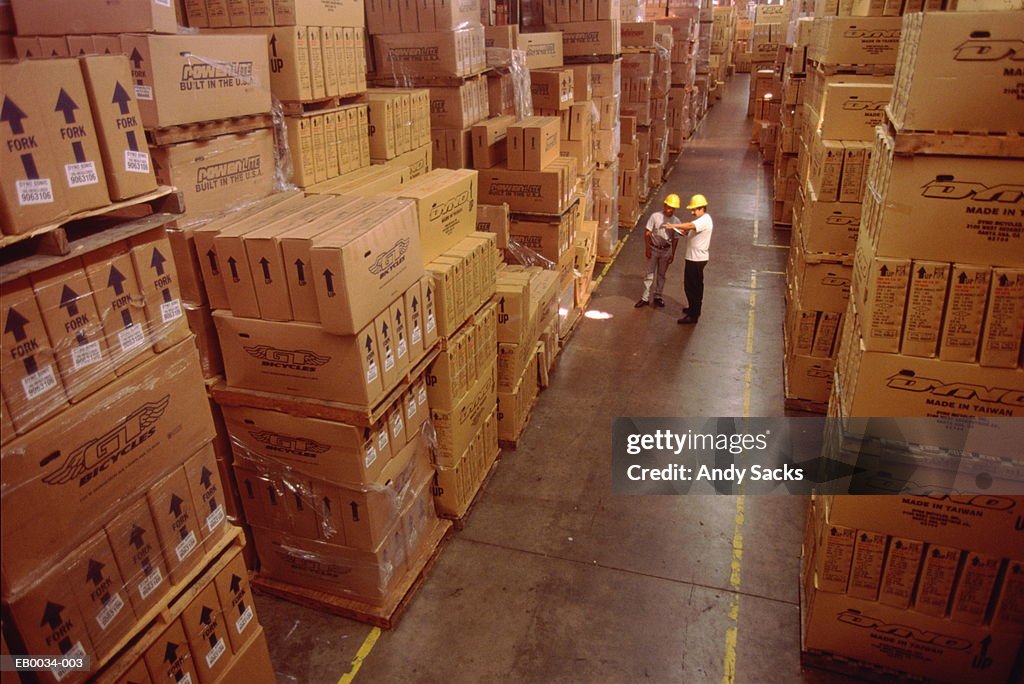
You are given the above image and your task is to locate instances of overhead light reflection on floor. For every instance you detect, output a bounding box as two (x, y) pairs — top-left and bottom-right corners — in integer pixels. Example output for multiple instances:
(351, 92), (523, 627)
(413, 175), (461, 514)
(584, 310), (613, 320)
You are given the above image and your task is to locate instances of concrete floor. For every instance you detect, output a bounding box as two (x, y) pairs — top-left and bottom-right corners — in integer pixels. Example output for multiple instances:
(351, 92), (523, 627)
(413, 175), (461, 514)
(256, 74), (860, 683)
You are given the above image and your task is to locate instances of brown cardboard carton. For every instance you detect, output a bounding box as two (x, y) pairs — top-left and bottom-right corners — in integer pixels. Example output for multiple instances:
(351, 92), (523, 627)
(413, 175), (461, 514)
(621, 22), (657, 47)
(390, 169), (479, 264)
(79, 55), (157, 201)
(939, 264), (989, 363)
(914, 544), (960, 617)
(12, 35), (41, 59)
(363, 91), (399, 161)
(255, 27), (313, 101)
(27, 59), (110, 214)
(82, 243), (155, 373)
(546, 20), (621, 57)
(520, 31), (564, 69)
(405, 281), (426, 360)
(816, 522), (855, 593)
(207, 0), (232, 27)
(143, 620), (200, 684)
(311, 199), (424, 335)
(30, 261), (115, 403)
(184, 444), (230, 551)
(214, 553), (260, 653)
(215, 312), (385, 404)
(1, 340), (213, 595)
(421, 274), (439, 348)
(310, 114), (328, 182)
(0, 62), (69, 234)
(817, 83), (891, 141)
(809, 135), (843, 203)
(148, 467), (204, 584)
(286, 114), (316, 186)
(320, 27), (340, 98)
(530, 69), (574, 111)
(853, 241), (910, 353)
(478, 164), (564, 214)
(0, 278), (68, 433)
(234, 462), (320, 539)
(228, 0), (253, 25)
(431, 361), (497, 465)
(808, 16), (901, 66)
(272, 0), (365, 26)
(373, 25), (485, 79)
(10, 0), (178, 34)
(391, 297), (413, 378)
(795, 188), (861, 255)
(106, 499), (172, 616)
(877, 537), (923, 609)
(900, 261), (949, 358)
(810, 311), (841, 359)
(950, 551), (1002, 625)
(444, 126), (474, 169)
(485, 24), (518, 50)
(429, 77), (488, 130)
(847, 530), (887, 601)
(472, 115), (515, 169)
(992, 559), (1024, 632)
(118, 34), (271, 129)
(185, 0), (210, 28)
(522, 116), (561, 171)
(152, 128), (275, 218)
(477, 203), (509, 249)
(129, 234), (190, 351)
(307, 27), (327, 100)
(979, 268), (1024, 368)
(69, 530), (137, 658)
(92, 36), (123, 58)
(836, 142), (866, 204)
(181, 583), (233, 683)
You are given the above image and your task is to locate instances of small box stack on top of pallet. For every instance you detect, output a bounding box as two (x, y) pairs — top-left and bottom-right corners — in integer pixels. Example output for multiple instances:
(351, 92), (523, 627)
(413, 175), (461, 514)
(770, 15), (813, 227)
(733, 13), (752, 73)
(654, 9), (701, 153)
(804, 9), (1024, 680)
(707, 6), (737, 97)
(783, 12), (900, 411)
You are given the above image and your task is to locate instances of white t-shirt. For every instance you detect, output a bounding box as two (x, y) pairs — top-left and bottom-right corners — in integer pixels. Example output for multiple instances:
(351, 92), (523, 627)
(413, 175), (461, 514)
(645, 211), (678, 250)
(685, 213), (713, 261)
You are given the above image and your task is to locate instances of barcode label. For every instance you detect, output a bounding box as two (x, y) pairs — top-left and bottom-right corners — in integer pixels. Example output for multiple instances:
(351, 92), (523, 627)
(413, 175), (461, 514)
(426, 310), (436, 333)
(207, 505), (226, 533)
(135, 84), (153, 100)
(22, 365), (58, 400)
(176, 531), (198, 561)
(206, 639), (227, 668)
(51, 643), (87, 681)
(236, 606), (254, 635)
(418, 385), (427, 405)
(138, 567), (163, 599)
(119, 324), (146, 352)
(366, 360), (378, 384)
(391, 412), (404, 438)
(378, 430), (389, 451)
(96, 593), (125, 630)
(412, 323), (422, 345)
(161, 299), (183, 323)
(72, 341), (103, 370)
(407, 395), (417, 419)
(179, 675), (193, 684)
(384, 350), (395, 371)
(66, 161), (99, 187)
(17, 178), (54, 206)
(397, 338), (408, 358)
(125, 150), (151, 174)
(155, 0), (172, 6)
(364, 445), (377, 468)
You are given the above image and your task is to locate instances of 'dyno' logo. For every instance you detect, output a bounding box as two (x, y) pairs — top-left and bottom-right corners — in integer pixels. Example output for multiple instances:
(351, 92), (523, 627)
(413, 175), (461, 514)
(250, 430), (329, 456)
(368, 238), (410, 277)
(244, 345), (330, 366)
(921, 177), (1024, 203)
(43, 397), (170, 486)
(953, 38), (1024, 62)
(886, 371), (1024, 408)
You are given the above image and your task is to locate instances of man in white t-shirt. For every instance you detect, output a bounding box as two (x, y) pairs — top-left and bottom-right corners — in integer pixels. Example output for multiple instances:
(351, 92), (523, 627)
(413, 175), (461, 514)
(669, 194), (713, 325)
(635, 193), (682, 308)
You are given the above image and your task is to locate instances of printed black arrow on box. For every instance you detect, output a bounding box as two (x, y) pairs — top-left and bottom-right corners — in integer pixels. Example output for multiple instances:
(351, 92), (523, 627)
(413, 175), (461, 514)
(200, 467), (219, 512)
(958, 271), (969, 285)
(259, 257), (272, 283)
(129, 48), (145, 89)
(129, 524), (154, 576)
(55, 89), (89, 164)
(229, 574), (249, 618)
(294, 259), (306, 285)
(879, 264), (889, 277)
(150, 248), (174, 303)
(365, 334), (375, 368)
(86, 558), (112, 604)
(5, 307), (40, 375)
(267, 485), (277, 506)
(411, 296), (419, 317)
(41, 601), (74, 654)
(396, 309), (405, 343)
(3, 96), (42, 181)
(200, 606), (219, 648)
(999, 273), (1010, 287)
(227, 256), (240, 283)
(169, 494), (190, 540)
(164, 642), (186, 682)
(207, 250), (220, 276)
(106, 265), (138, 331)
(270, 34), (279, 58)
(323, 269), (336, 297)
(112, 82), (141, 153)
(350, 501), (360, 521)
(59, 285), (91, 346)
(973, 635), (993, 670)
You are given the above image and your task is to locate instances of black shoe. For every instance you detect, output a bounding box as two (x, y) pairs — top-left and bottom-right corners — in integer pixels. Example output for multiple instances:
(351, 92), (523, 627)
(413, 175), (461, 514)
(677, 315), (698, 325)
(635, 299), (649, 308)
(683, 307), (690, 314)
(653, 298), (665, 307)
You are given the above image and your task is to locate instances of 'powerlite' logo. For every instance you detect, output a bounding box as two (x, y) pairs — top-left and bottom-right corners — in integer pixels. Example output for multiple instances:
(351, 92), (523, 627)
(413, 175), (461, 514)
(837, 610), (973, 651)
(368, 239), (410, 279)
(181, 61), (254, 82)
(244, 345), (330, 372)
(250, 431), (329, 457)
(42, 397), (170, 487)
(921, 177), (1024, 203)
(952, 38), (1024, 62)
(886, 371), (1024, 410)
(197, 155), (262, 184)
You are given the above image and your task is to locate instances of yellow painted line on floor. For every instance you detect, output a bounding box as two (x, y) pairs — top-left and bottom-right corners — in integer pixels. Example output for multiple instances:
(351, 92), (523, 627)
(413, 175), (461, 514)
(752, 158), (789, 250)
(337, 627), (381, 684)
(595, 232), (631, 286)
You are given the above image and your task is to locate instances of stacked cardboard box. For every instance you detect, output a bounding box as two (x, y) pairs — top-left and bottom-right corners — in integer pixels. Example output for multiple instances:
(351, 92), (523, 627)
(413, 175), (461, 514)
(783, 14), (899, 407)
(0, 225), (266, 680)
(656, 11), (701, 147)
(770, 17), (813, 219)
(801, 11), (1024, 682)
(733, 15), (752, 72)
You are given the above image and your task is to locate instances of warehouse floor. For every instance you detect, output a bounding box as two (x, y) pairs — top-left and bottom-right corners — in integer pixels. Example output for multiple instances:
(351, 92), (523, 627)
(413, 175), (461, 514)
(256, 75), (858, 683)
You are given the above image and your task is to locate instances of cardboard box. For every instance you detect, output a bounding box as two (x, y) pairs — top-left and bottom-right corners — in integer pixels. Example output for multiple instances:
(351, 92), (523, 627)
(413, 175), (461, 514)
(207, 0), (232, 27)
(0, 62), (69, 234)
(530, 69), (574, 111)
(485, 24), (518, 51)
(428, 77), (487, 130)
(184, 444), (230, 551)
(148, 466), (205, 585)
(979, 268), (1024, 368)
(310, 199), (423, 335)
(992, 558), (1024, 632)
(789, 249), (852, 313)
(271, 0), (366, 26)
(808, 135), (844, 203)
(472, 115), (515, 169)
(950, 551), (1001, 626)
(888, 11), (1024, 134)
(11, 0), (178, 34)
(914, 544), (960, 617)
(546, 20), (621, 58)
(153, 128), (275, 219)
(234, 462), (320, 539)
(129, 234), (190, 351)
(79, 55), (157, 201)
(249, 27), (314, 102)
(81, 243), (155, 373)
(815, 522), (855, 593)
(497, 347), (539, 442)
(817, 83), (891, 141)
(808, 16), (901, 66)
(181, 584), (233, 683)
(846, 530), (887, 600)
(70, 530), (137, 657)
(509, 117), (561, 171)
(372, 25), (485, 79)
(877, 537), (923, 609)
(106, 498), (172, 616)
(389, 169), (479, 264)
(421, 274), (439, 347)
(478, 164), (565, 214)
(144, 620), (200, 684)
(521, 31), (564, 69)
(214, 553), (260, 653)
(899, 261), (949, 358)
(118, 34), (271, 129)
(0, 278), (69, 433)
(621, 22), (656, 47)
(431, 362), (497, 466)
(939, 264), (990, 363)
(837, 141), (868, 204)
(852, 242), (910, 353)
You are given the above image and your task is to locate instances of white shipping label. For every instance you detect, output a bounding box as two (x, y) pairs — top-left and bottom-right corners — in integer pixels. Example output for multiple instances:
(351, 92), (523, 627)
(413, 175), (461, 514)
(418, 385), (427, 405)
(378, 430), (389, 451)
(384, 349), (395, 371)
(119, 324), (146, 352)
(236, 606), (254, 635)
(397, 338), (408, 358)
(207, 505), (226, 533)
(21, 365), (58, 400)
(206, 639), (227, 668)
(51, 643), (87, 682)
(138, 567), (163, 599)
(427, 310), (436, 333)
(71, 341), (103, 370)
(412, 322), (422, 344)
(125, 150), (151, 174)
(135, 85), (154, 100)
(96, 593), (126, 630)
(364, 444), (378, 468)
(176, 531), (198, 561)
(155, 0), (172, 6)
(161, 299), (183, 323)
(65, 161), (99, 187)
(366, 360), (378, 384)
(17, 178), (54, 206)
(407, 394), (417, 419)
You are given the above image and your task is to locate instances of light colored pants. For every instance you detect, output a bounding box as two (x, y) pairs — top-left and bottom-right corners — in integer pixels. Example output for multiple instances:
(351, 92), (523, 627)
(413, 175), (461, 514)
(642, 250), (672, 301)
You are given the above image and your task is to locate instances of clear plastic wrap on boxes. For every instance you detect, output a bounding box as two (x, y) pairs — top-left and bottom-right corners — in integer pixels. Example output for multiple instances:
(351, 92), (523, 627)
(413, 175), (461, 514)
(620, 0), (645, 21)
(485, 47), (534, 119)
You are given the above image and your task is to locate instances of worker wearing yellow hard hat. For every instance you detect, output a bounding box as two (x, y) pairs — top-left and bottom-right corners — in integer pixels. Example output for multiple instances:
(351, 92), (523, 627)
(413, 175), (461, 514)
(635, 194), (683, 308)
(667, 194), (714, 324)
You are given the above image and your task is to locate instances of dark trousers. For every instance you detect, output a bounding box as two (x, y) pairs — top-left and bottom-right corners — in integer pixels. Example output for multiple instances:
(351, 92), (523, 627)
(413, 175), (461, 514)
(683, 259), (707, 318)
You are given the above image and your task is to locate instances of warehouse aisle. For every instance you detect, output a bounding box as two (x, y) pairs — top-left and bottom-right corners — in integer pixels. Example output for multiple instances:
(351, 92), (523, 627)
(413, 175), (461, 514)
(257, 75), (852, 683)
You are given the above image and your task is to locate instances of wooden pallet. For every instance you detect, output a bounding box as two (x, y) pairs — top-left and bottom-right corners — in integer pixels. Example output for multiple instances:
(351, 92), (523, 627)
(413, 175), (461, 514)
(883, 111), (1024, 158)
(801, 650), (932, 684)
(439, 449), (502, 530)
(784, 396), (828, 414)
(595, 235), (626, 264)
(211, 345), (440, 428)
(498, 402), (538, 452)
(279, 93), (366, 117)
(0, 187), (184, 284)
(368, 69), (488, 89)
(251, 519), (452, 630)
(146, 114), (274, 146)
(92, 527), (245, 683)
(807, 60), (895, 76)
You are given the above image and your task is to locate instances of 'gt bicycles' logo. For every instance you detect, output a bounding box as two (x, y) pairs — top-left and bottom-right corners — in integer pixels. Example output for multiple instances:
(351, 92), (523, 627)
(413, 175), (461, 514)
(244, 345), (330, 372)
(250, 431), (329, 457)
(368, 239), (410, 279)
(952, 38), (1024, 62)
(921, 177), (1024, 203)
(42, 397), (170, 486)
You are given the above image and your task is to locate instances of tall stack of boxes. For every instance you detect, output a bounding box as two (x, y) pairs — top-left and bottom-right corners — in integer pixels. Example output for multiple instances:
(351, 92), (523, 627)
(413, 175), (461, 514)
(801, 9), (1024, 681)
(656, 10), (701, 148)
(771, 16), (813, 223)
(734, 14), (752, 73)
(783, 13), (899, 408)
(708, 6), (736, 94)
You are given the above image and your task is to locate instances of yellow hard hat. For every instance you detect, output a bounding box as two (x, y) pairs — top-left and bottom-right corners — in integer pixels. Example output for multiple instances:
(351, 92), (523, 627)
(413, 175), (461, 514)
(687, 194), (708, 210)
(664, 193), (681, 209)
